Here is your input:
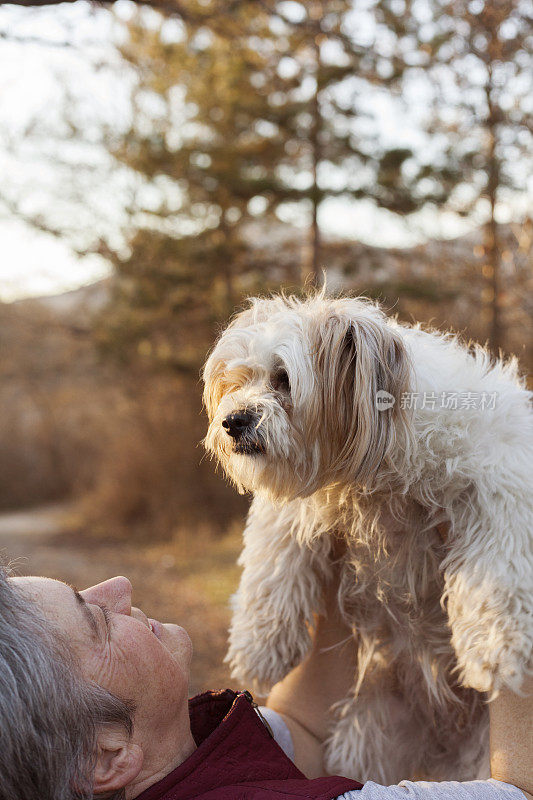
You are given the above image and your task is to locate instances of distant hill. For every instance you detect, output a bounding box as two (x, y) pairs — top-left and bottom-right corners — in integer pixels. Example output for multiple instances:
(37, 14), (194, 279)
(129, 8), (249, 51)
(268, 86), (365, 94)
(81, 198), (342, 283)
(17, 222), (532, 372)
(13, 277), (112, 329)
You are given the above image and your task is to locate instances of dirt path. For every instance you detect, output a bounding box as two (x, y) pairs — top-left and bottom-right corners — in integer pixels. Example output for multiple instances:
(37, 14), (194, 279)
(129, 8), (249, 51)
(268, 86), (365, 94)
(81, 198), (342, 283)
(0, 505), (242, 695)
(0, 503), (74, 538)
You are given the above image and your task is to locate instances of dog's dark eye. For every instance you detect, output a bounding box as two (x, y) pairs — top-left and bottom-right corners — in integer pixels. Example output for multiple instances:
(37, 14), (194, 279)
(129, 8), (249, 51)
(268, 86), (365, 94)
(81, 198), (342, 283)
(271, 369), (290, 394)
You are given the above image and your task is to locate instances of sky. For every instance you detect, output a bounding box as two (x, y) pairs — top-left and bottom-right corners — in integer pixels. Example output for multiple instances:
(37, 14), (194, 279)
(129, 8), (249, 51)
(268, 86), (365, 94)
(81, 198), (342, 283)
(0, 2), (131, 300)
(0, 1), (528, 302)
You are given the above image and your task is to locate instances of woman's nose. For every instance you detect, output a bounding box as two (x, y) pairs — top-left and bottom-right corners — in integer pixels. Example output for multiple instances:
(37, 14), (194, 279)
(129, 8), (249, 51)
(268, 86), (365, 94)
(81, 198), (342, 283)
(80, 576), (133, 615)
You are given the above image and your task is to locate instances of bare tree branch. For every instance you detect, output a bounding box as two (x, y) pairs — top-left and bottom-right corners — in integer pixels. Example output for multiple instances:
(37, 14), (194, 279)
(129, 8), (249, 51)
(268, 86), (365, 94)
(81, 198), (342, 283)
(0, 30), (100, 48)
(0, 0), (180, 8)
(0, 0), (243, 21)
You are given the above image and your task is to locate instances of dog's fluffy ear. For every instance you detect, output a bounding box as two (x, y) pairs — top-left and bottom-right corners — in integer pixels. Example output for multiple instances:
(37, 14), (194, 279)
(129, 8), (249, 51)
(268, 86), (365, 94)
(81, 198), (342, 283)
(316, 311), (413, 488)
(203, 301), (274, 420)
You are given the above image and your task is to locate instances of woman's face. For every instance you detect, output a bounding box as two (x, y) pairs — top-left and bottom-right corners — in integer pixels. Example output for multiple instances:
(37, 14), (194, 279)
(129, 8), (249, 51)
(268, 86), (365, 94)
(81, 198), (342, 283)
(13, 575), (194, 774)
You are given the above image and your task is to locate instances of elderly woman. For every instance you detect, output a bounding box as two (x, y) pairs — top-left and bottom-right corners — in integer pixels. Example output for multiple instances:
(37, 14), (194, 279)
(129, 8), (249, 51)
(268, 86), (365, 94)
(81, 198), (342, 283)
(1, 563), (531, 800)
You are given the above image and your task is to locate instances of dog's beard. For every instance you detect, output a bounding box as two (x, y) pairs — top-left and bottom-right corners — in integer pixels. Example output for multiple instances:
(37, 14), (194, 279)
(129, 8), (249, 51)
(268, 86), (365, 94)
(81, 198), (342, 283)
(204, 396), (319, 500)
(234, 440), (264, 455)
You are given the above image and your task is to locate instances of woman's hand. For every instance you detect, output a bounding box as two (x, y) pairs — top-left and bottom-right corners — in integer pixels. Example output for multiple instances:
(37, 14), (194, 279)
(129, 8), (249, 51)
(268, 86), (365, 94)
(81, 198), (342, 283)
(489, 675), (533, 800)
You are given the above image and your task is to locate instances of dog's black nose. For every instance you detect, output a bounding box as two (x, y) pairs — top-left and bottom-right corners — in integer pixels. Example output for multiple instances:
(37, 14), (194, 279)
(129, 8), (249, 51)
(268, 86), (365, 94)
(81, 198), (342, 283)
(222, 411), (255, 440)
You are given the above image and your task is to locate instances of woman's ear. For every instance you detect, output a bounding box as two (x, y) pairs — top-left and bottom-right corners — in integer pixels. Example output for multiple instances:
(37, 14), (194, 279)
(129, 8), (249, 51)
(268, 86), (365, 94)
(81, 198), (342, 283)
(93, 726), (143, 796)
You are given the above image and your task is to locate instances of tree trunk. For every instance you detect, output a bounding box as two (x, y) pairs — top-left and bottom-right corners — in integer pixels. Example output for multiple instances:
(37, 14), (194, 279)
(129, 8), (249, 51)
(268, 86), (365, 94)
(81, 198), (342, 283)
(302, 18), (322, 288)
(485, 72), (503, 354)
(309, 185), (321, 287)
(220, 212), (235, 310)
(486, 200), (502, 353)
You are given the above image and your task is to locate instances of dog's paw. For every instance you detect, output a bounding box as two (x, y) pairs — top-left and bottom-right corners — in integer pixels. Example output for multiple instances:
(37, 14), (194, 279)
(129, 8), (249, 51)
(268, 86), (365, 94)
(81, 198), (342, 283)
(456, 636), (530, 695)
(226, 618), (311, 694)
(226, 645), (291, 695)
(451, 608), (532, 694)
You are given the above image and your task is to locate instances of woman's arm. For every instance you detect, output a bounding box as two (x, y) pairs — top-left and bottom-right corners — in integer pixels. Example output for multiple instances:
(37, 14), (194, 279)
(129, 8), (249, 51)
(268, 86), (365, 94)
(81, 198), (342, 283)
(489, 677), (533, 800)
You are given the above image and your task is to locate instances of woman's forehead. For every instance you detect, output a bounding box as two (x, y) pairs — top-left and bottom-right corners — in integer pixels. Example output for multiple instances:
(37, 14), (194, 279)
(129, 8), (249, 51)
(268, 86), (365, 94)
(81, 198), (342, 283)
(11, 576), (86, 627)
(16, 576), (103, 654)
(12, 575), (70, 597)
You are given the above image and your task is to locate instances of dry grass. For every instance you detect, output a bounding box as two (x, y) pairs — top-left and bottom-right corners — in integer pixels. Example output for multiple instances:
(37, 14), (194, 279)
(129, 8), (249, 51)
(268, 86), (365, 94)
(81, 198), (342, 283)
(78, 376), (246, 540)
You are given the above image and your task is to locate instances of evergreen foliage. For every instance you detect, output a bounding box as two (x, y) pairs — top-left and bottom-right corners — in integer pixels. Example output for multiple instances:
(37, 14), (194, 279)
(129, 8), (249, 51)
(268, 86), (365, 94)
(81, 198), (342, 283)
(101, 0), (478, 364)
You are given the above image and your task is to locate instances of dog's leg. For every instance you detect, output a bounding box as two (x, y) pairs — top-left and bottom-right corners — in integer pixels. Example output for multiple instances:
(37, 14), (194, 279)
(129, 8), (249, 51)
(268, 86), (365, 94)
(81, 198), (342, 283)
(406, 684), (489, 781)
(325, 657), (488, 783)
(324, 653), (417, 784)
(444, 475), (533, 694)
(226, 496), (331, 694)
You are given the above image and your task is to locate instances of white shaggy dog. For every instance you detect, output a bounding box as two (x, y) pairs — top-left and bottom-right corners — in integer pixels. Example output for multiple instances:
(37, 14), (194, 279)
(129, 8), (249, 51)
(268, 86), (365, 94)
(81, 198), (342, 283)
(203, 293), (533, 784)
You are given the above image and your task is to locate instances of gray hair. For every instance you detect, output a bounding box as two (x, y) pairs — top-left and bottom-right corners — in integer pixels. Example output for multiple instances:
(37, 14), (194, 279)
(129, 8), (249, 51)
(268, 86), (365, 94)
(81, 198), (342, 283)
(0, 563), (135, 800)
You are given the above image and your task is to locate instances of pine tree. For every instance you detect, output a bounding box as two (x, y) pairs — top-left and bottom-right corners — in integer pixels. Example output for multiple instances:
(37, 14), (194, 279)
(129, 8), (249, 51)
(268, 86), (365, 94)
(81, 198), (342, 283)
(105, 0), (530, 366)
(109, 0), (460, 345)
(225, 0), (458, 284)
(101, 3), (287, 366)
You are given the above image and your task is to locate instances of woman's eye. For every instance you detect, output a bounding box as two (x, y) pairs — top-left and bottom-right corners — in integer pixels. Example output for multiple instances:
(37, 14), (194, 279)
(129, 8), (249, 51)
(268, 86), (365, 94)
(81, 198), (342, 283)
(271, 369), (290, 394)
(100, 605), (111, 635)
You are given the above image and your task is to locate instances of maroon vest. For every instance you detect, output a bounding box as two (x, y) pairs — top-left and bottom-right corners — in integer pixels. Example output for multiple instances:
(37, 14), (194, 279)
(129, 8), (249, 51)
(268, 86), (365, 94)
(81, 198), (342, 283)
(137, 689), (363, 800)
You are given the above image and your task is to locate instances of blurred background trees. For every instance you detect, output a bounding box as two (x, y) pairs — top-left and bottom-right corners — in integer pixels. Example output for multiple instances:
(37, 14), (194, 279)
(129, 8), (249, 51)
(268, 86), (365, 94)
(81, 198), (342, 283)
(0, 0), (531, 537)
(103, 0), (473, 364)
(414, 0), (532, 350)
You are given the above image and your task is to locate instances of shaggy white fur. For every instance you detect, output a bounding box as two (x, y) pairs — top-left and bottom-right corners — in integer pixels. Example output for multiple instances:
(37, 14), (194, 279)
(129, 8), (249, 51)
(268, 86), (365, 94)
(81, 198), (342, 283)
(203, 293), (533, 784)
